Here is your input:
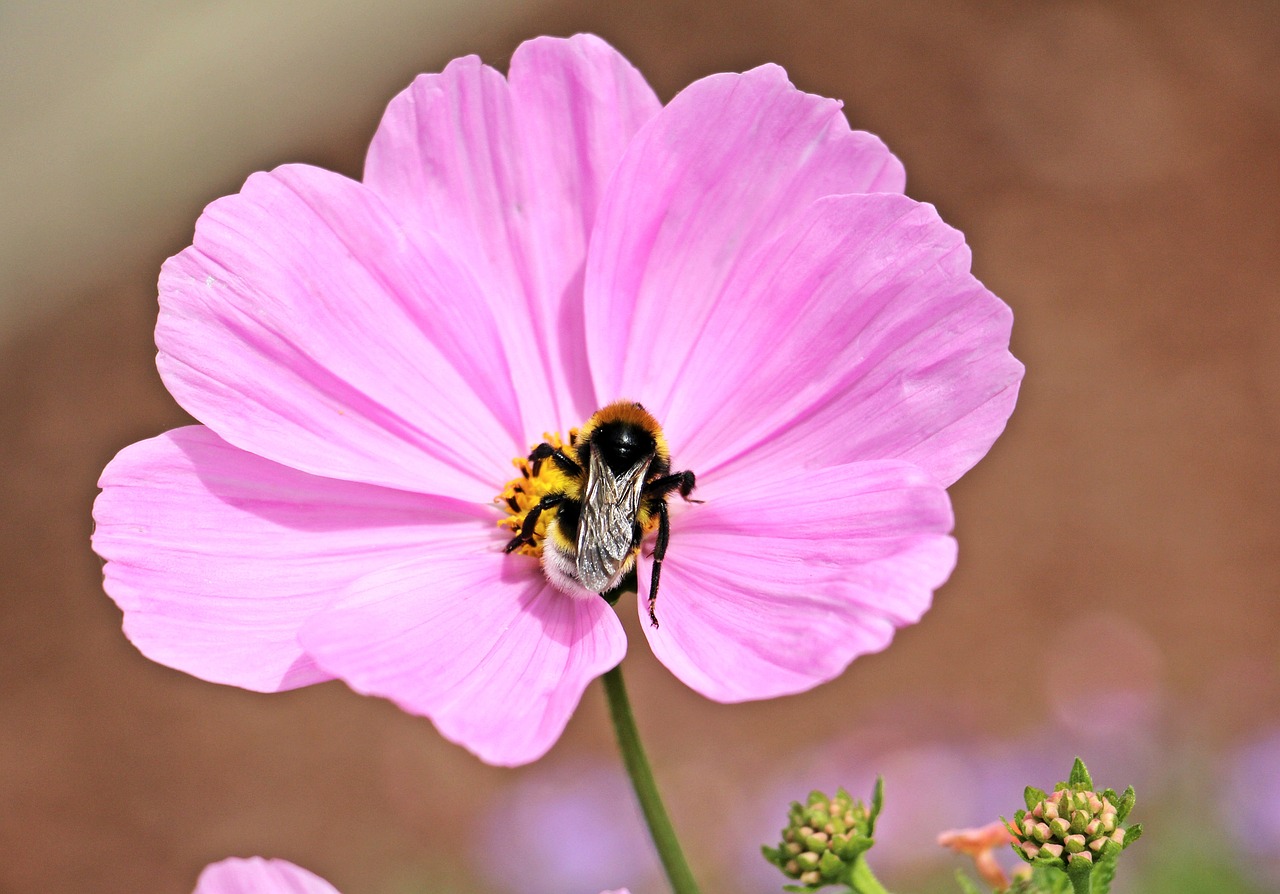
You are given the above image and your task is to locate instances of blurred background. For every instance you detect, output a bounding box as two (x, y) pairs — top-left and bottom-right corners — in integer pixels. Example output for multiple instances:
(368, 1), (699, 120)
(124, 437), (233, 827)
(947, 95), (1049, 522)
(3, 1), (1278, 892)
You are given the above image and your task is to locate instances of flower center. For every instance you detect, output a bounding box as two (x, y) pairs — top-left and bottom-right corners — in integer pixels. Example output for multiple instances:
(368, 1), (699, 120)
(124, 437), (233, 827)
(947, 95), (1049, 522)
(495, 401), (694, 624)
(495, 429), (580, 557)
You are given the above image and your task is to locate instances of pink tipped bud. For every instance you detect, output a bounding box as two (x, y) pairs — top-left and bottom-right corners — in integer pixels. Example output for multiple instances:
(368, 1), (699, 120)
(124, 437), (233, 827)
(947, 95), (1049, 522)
(1064, 834), (1087, 853)
(1041, 843), (1064, 858)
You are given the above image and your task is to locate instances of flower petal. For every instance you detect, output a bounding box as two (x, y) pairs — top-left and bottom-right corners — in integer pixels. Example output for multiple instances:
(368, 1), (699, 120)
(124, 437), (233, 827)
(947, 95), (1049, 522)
(194, 857), (340, 894)
(92, 426), (487, 692)
(300, 551), (627, 767)
(585, 63), (905, 405)
(158, 163), (522, 501)
(638, 460), (956, 702)
(365, 34), (661, 433)
(625, 193), (1023, 486)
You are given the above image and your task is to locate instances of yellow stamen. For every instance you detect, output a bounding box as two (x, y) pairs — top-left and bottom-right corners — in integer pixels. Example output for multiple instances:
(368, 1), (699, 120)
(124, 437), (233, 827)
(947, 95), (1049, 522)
(495, 430), (578, 557)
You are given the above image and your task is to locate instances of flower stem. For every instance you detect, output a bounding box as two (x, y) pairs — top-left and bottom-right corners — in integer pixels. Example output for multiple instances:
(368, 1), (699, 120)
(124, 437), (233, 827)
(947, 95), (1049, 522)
(847, 857), (894, 894)
(602, 663), (702, 894)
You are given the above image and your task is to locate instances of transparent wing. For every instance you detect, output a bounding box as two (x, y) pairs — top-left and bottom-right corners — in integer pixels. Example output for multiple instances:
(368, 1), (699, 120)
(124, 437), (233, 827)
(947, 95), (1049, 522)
(576, 446), (650, 592)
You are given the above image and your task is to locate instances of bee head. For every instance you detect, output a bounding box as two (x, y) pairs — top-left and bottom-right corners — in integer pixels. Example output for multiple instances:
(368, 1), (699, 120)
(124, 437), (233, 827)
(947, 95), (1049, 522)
(579, 400), (667, 476)
(592, 419), (657, 475)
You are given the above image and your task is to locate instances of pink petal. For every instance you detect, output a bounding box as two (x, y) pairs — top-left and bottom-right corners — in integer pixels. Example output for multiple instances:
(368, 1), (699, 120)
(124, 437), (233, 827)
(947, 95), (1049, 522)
(638, 460), (956, 702)
(300, 551), (627, 767)
(585, 63), (905, 405)
(623, 193), (1023, 487)
(365, 34), (661, 434)
(194, 857), (340, 894)
(92, 426), (488, 692)
(158, 163), (522, 501)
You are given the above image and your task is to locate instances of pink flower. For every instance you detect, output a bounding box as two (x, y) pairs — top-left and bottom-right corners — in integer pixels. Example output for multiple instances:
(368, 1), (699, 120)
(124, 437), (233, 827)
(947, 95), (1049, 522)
(194, 857), (628, 894)
(194, 858), (339, 894)
(92, 35), (1021, 766)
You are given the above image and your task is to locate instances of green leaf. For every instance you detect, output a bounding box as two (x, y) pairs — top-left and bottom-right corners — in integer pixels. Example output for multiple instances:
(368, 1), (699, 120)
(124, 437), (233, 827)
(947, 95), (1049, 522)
(953, 870), (984, 894)
(1066, 856), (1094, 894)
(868, 776), (884, 833)
(1025, 785), (1048, 809)
(1123, 823), (1142, 847)
(1068, 758), (1092, 790)
(847, 834), (874, 856)
(1091, 854), (1118, 894)
(818, 850), (845, 880)
(1115, 786), (1136, 822)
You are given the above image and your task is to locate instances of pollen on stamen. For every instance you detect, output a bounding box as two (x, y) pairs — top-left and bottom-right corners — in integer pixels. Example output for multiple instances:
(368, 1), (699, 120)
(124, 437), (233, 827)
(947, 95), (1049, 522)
(495, 430), (578, 557)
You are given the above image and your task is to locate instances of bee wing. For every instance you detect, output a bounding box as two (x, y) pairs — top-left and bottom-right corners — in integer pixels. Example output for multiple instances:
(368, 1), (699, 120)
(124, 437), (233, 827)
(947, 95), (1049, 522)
(576, 445), (650, 592)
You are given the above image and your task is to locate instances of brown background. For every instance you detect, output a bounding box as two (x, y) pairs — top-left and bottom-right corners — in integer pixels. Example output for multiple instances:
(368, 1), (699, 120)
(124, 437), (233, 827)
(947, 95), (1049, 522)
(3, 1), (1278, 892)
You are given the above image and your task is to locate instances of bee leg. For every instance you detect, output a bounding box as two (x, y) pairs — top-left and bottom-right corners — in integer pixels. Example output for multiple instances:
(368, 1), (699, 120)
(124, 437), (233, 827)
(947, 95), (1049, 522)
(504, 493), (564, 553)
(646, 501), (671, 628)
(528, 442), (582, 477)
(644, 470), (702, 503)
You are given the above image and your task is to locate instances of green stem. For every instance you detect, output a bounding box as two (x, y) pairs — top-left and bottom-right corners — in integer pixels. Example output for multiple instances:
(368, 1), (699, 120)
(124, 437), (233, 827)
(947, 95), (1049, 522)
(846, 857), (894, 894)
(1070, 872), (1092, 894)
(602, 663), (702, 894)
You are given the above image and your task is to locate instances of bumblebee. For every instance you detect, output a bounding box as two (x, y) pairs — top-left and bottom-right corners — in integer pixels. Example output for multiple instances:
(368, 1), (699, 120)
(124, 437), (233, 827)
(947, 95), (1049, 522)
(503, 401), (698, 627)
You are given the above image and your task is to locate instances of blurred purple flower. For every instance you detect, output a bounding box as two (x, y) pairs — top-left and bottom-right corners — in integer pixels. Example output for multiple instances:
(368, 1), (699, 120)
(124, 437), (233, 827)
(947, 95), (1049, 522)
(1223, 727), (1280, 882)
(475, 761), (661, 894)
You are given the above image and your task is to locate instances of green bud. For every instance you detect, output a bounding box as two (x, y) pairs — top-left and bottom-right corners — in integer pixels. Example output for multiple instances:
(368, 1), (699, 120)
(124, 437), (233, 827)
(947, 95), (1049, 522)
(796, 851), (821, 871)
(1005, 757), (1141, 890)
(764, 783), (880, 888)
(804, 832), (829, 852)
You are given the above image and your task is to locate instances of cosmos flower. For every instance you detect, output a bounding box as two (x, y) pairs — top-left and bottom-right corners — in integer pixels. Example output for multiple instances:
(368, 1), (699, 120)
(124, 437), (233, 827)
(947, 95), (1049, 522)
(92, 34), (1022, 766)
(194, 858), (340, 894)
(194, 857), (628, 894)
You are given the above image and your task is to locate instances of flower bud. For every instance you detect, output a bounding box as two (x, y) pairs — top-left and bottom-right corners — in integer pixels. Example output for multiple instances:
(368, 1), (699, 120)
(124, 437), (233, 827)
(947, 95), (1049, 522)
(763, 782), (882, 889)
(1002, 757), (1141, 886)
